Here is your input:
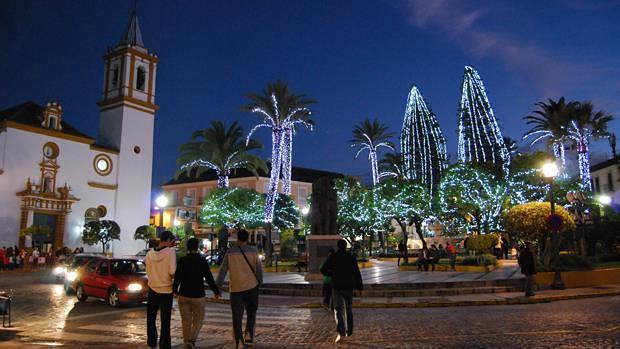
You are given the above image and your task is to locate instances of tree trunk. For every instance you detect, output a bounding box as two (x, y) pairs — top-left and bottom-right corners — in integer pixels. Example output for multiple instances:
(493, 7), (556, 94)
(265, 129), (284, 222)
(413, 219), (428, 251)
(281, 128), (293, 195)
(217, 173), (229, 189)
(395, 218), (409, 264)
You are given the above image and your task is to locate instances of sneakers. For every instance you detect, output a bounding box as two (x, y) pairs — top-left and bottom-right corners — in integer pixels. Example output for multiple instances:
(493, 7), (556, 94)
(335, 334), (342, 343)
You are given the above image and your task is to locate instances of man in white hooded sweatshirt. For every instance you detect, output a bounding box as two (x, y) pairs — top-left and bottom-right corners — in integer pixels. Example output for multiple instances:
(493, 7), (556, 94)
(145, 230), (176, 349)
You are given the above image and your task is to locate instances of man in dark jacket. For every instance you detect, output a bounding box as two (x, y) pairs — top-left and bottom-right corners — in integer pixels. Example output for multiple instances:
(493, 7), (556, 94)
(517, 241), (537, 297)
(320, 239), (363, 343)
(173, 238), (220, 348)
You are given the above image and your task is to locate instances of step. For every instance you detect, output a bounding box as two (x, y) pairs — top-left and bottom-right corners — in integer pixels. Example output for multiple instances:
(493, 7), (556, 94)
(259, 279), (523, 291)
(258, 285), (523, 297)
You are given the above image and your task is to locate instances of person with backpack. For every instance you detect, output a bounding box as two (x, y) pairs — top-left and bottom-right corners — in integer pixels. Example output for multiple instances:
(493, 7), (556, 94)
(320, 239), (363, 343)
(173, 237), (220, 349)
(216, 229), (263, 348)
(319, 249), (335, 310)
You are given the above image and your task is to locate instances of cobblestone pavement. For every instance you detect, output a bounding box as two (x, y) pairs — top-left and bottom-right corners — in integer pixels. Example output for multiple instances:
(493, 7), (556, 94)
(1, 270), (619, 348)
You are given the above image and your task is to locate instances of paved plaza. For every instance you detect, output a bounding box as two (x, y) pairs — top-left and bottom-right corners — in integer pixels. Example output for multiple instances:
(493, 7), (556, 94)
(1, 262), (620, 348)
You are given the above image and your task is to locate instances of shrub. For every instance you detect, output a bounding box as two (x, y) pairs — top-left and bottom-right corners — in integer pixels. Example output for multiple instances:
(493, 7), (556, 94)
(465, 234), (499, 254)
(538, 253), (591, 271)
(503, 202), (575, 244)
(460, 254), (497, 266)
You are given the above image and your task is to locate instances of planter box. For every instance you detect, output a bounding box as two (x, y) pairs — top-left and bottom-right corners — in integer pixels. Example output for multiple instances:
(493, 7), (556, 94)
(397, 264), (495, 272)
(534, 268), (620, 289)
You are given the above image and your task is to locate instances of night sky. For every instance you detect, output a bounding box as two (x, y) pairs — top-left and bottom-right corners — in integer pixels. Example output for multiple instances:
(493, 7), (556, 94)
(2, 0), (619, 193)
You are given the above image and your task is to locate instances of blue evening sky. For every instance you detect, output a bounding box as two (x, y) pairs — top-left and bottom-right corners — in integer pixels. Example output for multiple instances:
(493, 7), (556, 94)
(1, 0), (619, 189)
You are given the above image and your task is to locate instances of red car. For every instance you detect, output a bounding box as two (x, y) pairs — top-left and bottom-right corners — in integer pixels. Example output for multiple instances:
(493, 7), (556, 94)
(74, 258), (148, 307)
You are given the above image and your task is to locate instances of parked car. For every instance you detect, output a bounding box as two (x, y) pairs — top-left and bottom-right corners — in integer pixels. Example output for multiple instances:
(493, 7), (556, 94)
(122, 249), (150, 261)
(57, 253), (106, 293)
(74, 258), (148, 307)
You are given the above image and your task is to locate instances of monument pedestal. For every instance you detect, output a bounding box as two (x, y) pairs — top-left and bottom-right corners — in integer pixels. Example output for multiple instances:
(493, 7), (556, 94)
(305, 234), (341, 281)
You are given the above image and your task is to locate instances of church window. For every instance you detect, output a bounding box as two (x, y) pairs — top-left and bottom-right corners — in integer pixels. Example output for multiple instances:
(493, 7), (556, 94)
(111, 65), (119, 87)
(42, 142), (59, 159)
(97, 205), (108, 218)
(136, 66), (146, 91)
(85, 208), (100, 224)
(43, 175), (54, 193)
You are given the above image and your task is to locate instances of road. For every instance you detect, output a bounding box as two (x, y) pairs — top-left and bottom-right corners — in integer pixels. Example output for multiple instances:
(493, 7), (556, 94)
(1, 270), (619, 348)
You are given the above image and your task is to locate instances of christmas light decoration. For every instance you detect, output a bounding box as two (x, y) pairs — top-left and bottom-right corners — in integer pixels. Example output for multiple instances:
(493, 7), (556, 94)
(568, 120), (593, 190)
(246, 93), (313, 222)
(457, 66), (511, 177)
(351, 119), (394, 186)
(400, 85), (447, 194)
(439, 165), (509, 234)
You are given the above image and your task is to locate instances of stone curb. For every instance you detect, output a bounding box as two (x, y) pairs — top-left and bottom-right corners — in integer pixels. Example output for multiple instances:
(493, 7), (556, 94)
(291, 288), (620, 309)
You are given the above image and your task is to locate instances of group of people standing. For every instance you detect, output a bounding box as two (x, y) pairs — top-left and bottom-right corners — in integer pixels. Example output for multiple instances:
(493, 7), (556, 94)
(0, 245), (24, 270)
(145, 229), (262, 349)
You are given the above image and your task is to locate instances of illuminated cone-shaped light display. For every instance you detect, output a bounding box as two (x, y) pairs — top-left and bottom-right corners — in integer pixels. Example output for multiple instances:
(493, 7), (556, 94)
(457, 66), (510, 177)
(400, 85), (448, 194)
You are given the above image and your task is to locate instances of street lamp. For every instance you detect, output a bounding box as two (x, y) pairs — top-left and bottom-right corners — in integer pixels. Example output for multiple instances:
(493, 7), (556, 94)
(598, 194), (612, 206)
(541, 161), (564, 289)
(301, 206), (310, 216)
(155, 195), (168, 229)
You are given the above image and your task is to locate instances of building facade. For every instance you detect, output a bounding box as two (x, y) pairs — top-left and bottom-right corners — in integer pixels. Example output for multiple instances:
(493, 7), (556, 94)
(591, 157), (619, 197)
(157, 166), (344, 248)
(0, 11), (157, 257)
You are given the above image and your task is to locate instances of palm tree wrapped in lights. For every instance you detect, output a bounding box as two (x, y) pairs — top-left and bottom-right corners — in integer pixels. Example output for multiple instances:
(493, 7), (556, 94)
(243, 80), (315, 222)
(176, 121), (267, 188)
(350, 119), (395, 186)
(568, 101), (614, 190)
(523, 97), (574, 169)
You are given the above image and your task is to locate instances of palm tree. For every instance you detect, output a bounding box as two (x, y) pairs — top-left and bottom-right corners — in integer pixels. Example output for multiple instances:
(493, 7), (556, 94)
(177, 121), (267, 188)
(503, 136), (520, 159)
(243, 80), (315, 222)
(523, 97), (575, 167)
(568, 101), (614, 190)
(350, 119), (395, 185)
(379, 152), (404, 180)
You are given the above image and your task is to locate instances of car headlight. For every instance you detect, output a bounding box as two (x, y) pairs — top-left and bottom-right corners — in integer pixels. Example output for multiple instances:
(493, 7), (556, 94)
(127, 283), (142, 292)
(65, 271), (78, 281)
(54, 266), (66, 275)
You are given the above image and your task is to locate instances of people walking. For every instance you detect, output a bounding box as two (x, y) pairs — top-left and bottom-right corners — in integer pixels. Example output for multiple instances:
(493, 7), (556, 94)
(396, 241), (405, 266)
(320, 249), (335, 309)
(445, 242), (457, 272)
(517, 242), (537, 297)
(173, 237), (220, 348)
(216, 229), (263, 349)
(145, 231), (177, 349)
(430, 244), (440, 271)
(416, 248), (428, 272)
(320, 239), (363, 343)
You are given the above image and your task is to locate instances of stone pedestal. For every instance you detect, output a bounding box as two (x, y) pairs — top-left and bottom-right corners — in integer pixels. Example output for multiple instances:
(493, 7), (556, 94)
(305, 234), (341, 281)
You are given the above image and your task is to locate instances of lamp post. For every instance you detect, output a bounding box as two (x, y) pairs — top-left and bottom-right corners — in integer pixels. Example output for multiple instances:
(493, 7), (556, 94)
(155, 195), (168, 230)
(542, 162), (564, 289)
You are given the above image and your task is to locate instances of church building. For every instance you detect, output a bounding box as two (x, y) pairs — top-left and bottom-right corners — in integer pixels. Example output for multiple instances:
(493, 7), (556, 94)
(0, 11), (158, 257)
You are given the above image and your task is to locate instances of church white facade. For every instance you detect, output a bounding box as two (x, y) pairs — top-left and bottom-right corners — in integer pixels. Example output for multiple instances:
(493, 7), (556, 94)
(0, 11), (158, 257)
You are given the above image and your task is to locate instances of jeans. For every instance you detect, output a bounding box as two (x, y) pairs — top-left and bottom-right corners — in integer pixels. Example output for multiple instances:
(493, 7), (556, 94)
(524, 274), (535, 296)
(178, 296), (206, 345)
(230, 286), (259, 346)
(332, 289), (354, 336)
(147, 289), (173, 349)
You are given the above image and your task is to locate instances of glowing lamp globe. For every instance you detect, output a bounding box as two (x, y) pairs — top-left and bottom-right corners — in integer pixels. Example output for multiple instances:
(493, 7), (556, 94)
(542, 162), (559, 178)
(156, 195), (168, 208)
(598, 195), (612, 205)
(301, 206), (310, 216)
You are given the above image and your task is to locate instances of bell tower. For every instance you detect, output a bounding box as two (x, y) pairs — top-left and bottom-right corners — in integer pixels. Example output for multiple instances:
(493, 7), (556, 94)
(97, 10), (158, 256)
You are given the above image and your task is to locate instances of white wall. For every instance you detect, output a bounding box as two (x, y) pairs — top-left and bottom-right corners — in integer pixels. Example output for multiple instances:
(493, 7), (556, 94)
(0, 127), (119, 250)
